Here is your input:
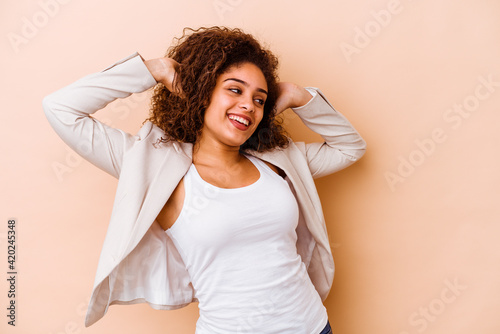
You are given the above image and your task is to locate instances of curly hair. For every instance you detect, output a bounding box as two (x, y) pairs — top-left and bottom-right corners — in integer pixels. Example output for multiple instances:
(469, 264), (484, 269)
(145, 26), (289, 152)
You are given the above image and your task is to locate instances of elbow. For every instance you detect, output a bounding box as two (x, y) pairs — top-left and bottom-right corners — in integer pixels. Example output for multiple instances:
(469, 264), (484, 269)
(344, 138), (367, 162)
(42, 94), (55, 119)
(42, 93), (65, 126)
(42, 94), (65, 132)
(358, 138), (367, 158)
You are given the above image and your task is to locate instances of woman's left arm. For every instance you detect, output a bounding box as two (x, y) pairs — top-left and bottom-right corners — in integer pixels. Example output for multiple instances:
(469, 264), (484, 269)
(276, 82), (367, 178)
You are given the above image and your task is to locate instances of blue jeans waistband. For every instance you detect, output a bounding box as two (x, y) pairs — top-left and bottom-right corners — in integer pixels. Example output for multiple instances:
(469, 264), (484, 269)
(319, 320), (332, 334)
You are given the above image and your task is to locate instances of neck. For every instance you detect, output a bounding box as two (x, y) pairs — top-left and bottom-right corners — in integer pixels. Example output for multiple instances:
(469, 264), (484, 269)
(192, 136), (244, 167)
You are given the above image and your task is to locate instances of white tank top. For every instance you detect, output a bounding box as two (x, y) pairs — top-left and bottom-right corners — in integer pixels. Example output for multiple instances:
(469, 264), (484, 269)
(165, 155), (328, 333)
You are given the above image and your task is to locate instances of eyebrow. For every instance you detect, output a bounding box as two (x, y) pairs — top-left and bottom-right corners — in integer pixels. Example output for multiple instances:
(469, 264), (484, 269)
(223, 78), (268, 95)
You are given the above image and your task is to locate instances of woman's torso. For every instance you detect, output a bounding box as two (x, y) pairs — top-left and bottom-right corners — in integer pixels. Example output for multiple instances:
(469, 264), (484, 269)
(162, 155), (328, 333)
(156, 154), (279, 230)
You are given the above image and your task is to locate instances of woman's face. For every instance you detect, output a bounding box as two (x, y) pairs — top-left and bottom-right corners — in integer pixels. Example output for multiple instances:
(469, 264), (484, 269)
(200, 62), (268, 148)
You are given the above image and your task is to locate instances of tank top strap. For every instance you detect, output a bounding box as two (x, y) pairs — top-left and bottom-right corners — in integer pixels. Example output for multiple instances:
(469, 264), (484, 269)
(245, 154), (281, 180)
(180, 164), (195, 207)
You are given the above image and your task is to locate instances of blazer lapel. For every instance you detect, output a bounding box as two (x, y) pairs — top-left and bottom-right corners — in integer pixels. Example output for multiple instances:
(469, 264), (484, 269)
(123, 141), (193, 259)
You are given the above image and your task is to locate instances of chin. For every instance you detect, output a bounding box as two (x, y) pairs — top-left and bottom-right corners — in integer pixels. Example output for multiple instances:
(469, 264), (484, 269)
(225, 139), (249, 148)
(222, 131), (255, 146)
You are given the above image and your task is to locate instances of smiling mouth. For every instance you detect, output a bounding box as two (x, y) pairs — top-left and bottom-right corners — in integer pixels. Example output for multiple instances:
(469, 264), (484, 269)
(228, 114), (250, 127)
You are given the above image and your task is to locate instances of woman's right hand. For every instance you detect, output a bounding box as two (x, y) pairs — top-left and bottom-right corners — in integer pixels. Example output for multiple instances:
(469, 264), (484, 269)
(144, 57), (183, 95)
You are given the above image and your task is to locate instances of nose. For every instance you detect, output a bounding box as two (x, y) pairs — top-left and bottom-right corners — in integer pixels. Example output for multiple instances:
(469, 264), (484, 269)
(239, 94), (254, 112)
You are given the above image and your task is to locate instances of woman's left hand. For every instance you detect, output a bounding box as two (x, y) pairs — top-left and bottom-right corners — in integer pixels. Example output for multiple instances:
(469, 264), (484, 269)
(274, 82), (313, 115)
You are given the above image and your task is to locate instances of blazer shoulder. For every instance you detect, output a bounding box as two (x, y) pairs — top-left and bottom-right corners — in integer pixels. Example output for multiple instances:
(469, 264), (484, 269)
(132, 122), (193, 158)
(135, 120), (154, 140)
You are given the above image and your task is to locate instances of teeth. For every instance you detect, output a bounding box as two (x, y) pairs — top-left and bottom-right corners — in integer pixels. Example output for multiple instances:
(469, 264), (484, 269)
(229, 115), (249, 126)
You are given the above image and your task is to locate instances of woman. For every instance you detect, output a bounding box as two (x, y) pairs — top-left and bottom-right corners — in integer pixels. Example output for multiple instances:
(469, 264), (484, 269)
(43, 26), (366, 333)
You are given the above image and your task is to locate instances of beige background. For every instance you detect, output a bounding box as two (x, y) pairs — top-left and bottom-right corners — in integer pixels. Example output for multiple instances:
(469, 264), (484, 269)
(1, 0), (500, 333)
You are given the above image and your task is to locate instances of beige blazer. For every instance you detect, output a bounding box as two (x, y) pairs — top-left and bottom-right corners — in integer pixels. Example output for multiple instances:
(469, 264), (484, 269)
(42, 53), (366, 327)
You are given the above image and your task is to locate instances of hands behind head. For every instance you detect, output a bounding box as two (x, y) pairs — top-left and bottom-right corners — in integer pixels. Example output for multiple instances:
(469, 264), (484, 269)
(144, 57), (184, 97)
(144, 57), (311, 113)
(274, 82), (313, 115)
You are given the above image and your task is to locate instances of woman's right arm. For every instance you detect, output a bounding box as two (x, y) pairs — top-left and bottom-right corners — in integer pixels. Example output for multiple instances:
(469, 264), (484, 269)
(42, 53), (159, 178)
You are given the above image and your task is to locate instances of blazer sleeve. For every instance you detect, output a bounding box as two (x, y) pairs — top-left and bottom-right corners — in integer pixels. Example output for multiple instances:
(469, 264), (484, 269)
(291, 88), (366, 179)
(42, 53), (158, 178)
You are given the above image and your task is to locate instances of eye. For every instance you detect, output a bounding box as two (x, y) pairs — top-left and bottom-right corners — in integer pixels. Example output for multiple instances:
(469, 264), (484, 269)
(254, 98), (265, 106)
(229, 88), (241, 94)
